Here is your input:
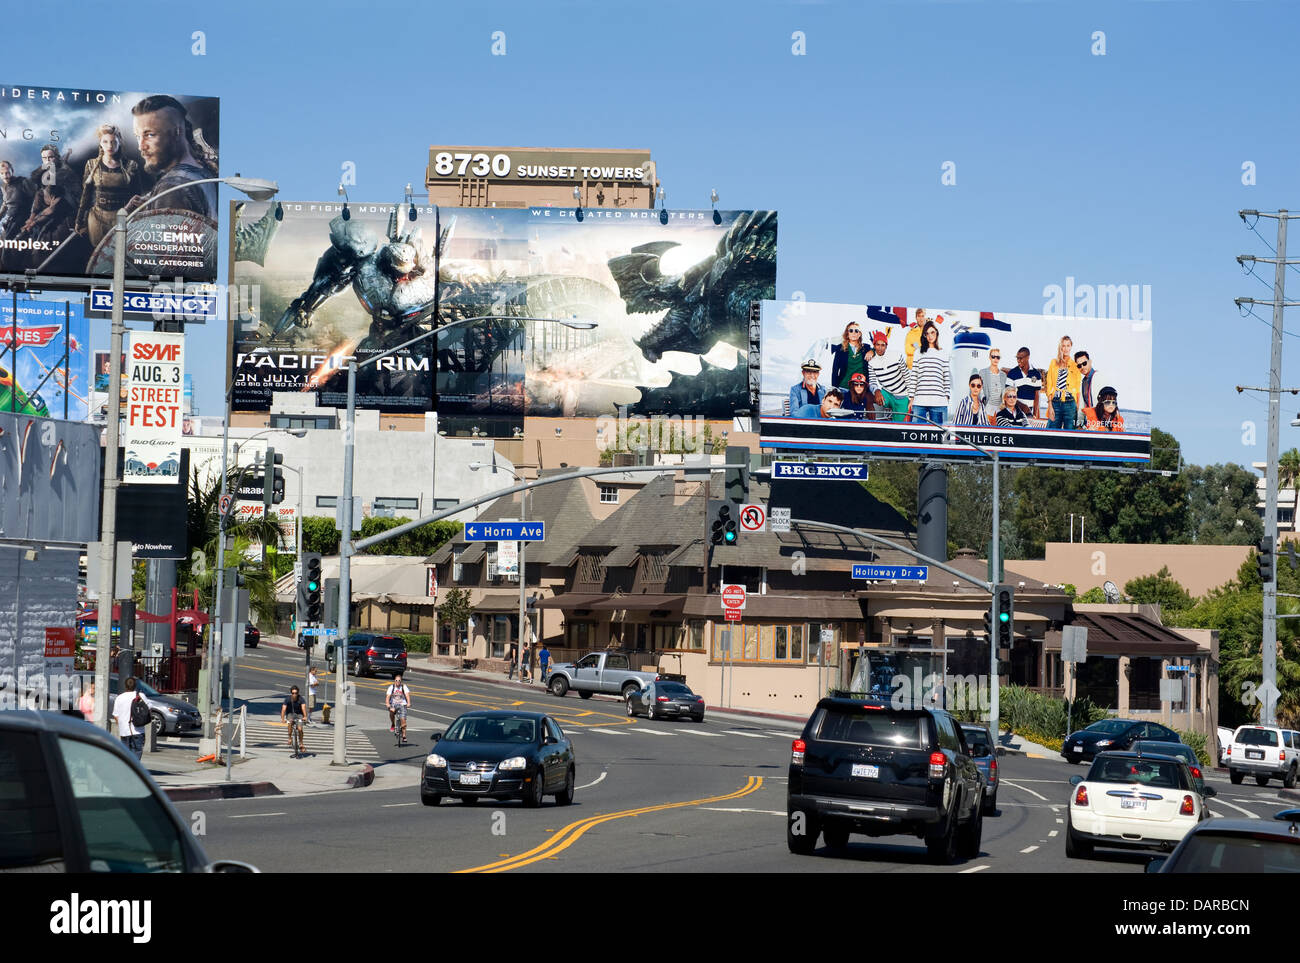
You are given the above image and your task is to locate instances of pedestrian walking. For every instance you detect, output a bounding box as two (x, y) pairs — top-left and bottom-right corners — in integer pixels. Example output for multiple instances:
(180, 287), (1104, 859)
(78, 679), (96, 720)
(111, 676), (147, 760)
(505, 642), (518, 679)
(306, 666), (319, 723)
(523, 643), (535, 683)
(538, 643), (551, 685)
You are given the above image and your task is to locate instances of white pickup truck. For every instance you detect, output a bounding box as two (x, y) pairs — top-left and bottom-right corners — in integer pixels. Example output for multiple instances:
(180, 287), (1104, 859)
(1225, 725), (1300, 787)
(546, 651), (660, 700)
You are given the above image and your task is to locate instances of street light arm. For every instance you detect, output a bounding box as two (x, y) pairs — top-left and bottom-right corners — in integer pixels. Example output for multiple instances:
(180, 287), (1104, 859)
(356, 315), (592, 371)
(122, 176), (279, 225)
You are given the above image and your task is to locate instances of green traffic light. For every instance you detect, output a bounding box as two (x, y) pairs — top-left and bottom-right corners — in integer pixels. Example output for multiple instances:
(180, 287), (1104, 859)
(998, 612), (1009, 623)
(724, 531), (736, 543)
(308, 580), (319, 592)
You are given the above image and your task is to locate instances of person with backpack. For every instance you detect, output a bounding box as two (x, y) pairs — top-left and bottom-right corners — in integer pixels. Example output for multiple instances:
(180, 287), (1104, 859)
(112, 676), (149, 760)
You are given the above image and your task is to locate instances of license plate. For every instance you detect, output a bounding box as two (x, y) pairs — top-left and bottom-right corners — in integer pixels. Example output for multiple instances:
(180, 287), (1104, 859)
(459, 773), (481, 785)
(1072, 746), (1083, 752)
(851, 764), (879, 778)
(1247, 750), (1264, 760)
(1120, 798), (1146, 811)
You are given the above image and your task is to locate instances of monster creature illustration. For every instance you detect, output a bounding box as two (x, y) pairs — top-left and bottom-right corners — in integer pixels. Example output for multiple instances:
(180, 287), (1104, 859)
(630, 360), (747, 419)
(606, 209), (775, 416)
(233, 201), (281, 265)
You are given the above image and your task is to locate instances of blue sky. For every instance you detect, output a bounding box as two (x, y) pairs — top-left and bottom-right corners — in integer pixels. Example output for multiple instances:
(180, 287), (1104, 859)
(7, 0), (1299, 468)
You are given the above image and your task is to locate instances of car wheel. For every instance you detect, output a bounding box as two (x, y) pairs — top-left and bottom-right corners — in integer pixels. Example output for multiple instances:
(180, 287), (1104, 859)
(579, 690), (593, 700)
(957, 798), (983, 859)
(151, 711), (166, 737)
(420, 792), (442, 807)
(352, 658), (364, 678)
(1230, 769), (1244, 785)
(626, 696), (636, 717)
(1256, 774), (1271, 787)
(549, 676), (569, 697)
(1065, 818), (1094, 859)
(694, 714), (705, 723)
(1287, 765), (1298, 790)
(621, 683), (641, 701)
(982, 790), (998, 816)
(925, 804), (959, 865)
(787, 810), (819, 855)
(647, 704), (657, 721)
(822, 822), (849, 850)
(522, 772), (545, 808)
(556, 767), (575, 806)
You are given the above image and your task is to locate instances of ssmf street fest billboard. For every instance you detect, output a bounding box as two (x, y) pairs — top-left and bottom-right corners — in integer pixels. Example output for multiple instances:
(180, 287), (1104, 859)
(0, 82), (221, 283)
(759, 300), (1152, 464)
(229, 202), (777, 420)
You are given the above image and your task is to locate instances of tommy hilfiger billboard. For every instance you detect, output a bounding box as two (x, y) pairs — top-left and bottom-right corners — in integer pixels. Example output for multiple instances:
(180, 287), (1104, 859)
(758, 299), (1152, 464)
(0, 83), (220, 283)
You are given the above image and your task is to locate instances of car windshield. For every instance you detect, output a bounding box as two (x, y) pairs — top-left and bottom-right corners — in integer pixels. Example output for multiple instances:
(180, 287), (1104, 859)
(815, 708), (925, 749)
(1174, 833), (1300, 873)
(444, 717), (537, 743)
(962, 727), (992, 749)
(1088, 757), (1184, 788)
(1085, 719), (1132, 735)
(658, 683), (693, 697)
(1237, 728), (1279, 747)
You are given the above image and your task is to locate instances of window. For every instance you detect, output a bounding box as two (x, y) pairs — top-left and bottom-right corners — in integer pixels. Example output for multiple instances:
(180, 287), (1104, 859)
(0, 730), (65, 871)
(270, 414), (336, 430)
(711, 622), (822, 665)
(452, 549), (463, 583)
(578, 553), (606, 583)
(486, 550), (498, 581)
(316, 496), (337, 508)
(375, 497), (420, 512)
(599, 485), (618, 504)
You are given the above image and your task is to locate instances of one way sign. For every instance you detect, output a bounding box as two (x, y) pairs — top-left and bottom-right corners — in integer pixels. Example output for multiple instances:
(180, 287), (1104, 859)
(463, 521), (546, 542)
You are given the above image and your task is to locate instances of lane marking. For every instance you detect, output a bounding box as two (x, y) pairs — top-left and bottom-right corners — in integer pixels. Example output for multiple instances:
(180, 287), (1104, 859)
(1214, 799), (1261, 819)
(588, 728), (628, 736)
(230, 812), (287, 819)
(1001, 780), (1048, 801)
(725, 731), (772, 739)
(631, 727), (674, 736)
(1055, 818), (1064, 824)
(1048, 830), (1059, 837)
(382, 803), (418, 808)
(1019, 845), (1039, 854)
(700, 807), (785, 816)
(456, 777), (762, 873)
(576, 771), (607, 791)
(960, 864), (990, 873)
(1209, 810), (1225, 818)
(674, 728), (722, 737)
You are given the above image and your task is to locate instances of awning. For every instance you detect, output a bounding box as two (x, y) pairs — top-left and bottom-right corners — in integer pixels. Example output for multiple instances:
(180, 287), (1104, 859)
(683, 595), (864, 620)
(534, 593), (608, 611)
(1049, 612), (1205, 658)
(473, 593), (527, 614)
(871, 606), (1049, 623)
(589, 594), (686, 614)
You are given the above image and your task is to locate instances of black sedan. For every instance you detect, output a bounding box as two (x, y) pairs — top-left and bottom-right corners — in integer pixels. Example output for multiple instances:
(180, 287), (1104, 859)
(1061, 719), (1181, 763)
(626, 680), (705, 722)
(421, 710), (575, 808)
(1148, 809), (1300, 873)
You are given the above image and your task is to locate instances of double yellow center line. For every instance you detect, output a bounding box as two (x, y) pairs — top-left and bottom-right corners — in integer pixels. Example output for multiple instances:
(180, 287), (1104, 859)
(456, 776), (764, 873)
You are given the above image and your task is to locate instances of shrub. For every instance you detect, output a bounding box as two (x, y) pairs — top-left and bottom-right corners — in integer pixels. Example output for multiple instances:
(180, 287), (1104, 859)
(1178, 730), (1212, 768)
(398, 633), (431, 654)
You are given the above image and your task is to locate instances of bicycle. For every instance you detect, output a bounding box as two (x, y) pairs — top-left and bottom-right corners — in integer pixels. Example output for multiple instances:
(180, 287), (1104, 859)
(288, 716), (304, 758)
(393, 706), (407, 747)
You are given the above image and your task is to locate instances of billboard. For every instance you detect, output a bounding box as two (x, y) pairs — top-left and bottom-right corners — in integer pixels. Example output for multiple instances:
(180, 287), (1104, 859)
(90, 346), (127, 425)
(0, 83), (220, 282)
(230, 204), (777, 422)
(114, 449), (188, 559)
(0, 411), (102, 543)
(122, 330), (184, 484)
(758, 300), (1152, 464)
(0, 296), (89, 420)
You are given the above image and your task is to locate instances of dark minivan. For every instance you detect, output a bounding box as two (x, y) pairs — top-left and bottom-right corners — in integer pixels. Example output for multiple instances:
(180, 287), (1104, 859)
(326, 633), (408, 678)
(787, 698), (983, 863)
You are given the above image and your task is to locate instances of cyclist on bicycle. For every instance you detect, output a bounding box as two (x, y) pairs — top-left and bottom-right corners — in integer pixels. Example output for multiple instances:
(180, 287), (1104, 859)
(281, 686), (307, 751)
(386, 673), (412, 744)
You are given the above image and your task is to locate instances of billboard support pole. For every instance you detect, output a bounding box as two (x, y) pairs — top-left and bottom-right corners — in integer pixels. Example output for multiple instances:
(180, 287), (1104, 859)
(9, 288), (15, 414)
(63, 300), (69, 420)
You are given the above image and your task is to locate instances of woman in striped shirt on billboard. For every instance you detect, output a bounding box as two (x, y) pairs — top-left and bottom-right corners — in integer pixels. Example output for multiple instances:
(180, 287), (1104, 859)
(952, 373), (992, 426)
(907, 320), (951, 425)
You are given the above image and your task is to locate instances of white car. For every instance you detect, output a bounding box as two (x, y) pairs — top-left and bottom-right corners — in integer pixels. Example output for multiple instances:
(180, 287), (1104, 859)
(1225, 726), (1300, 788)
(1066, 751), (1213, 859)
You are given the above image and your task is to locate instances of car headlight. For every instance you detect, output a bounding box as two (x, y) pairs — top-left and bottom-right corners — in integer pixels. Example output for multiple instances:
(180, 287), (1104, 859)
(426, 754), (447, 768)
(1095, 739), (1112, 747)
(499, 756), (527, 771)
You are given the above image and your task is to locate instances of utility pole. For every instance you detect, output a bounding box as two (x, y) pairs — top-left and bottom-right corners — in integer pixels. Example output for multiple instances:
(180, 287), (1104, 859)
(1237, 209), (1300, 726)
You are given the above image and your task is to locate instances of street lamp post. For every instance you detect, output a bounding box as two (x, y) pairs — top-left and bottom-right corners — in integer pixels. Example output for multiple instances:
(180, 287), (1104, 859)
(96, 176), (277, 733)
(469, 462), (530, 682)
(333, 314), (595, 765)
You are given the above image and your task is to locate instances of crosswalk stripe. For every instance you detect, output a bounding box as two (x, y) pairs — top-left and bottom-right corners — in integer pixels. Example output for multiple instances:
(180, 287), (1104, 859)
(674, 728), (722, 737)
(630, 727), (675, 736)
(725, 731), (772, 739)
(587, 728), (629, 735)
(241, 720), (379, 759)
(1215, 799), (1261, 819)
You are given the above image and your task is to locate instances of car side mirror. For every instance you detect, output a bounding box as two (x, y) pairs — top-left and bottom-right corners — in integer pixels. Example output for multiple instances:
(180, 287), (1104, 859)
(205, 859), (259, 873)
(1202, 785), (1217, 798)
(1144, 856), (1167, 874)
(1069, 775), (1083, 786)
(431, 732), (442, 743)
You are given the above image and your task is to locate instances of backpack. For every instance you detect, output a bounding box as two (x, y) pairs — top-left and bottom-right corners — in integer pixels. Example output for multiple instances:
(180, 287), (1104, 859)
(130, 694), (151, 728)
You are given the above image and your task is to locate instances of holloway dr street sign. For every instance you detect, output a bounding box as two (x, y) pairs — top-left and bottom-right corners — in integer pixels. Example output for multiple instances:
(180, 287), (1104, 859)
(852, 564), (928, 581)
(463, 521), (546, 542)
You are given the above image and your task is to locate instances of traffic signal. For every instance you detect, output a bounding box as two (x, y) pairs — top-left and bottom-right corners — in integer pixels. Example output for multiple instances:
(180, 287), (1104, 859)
(323, 578), (339, 630)
(1258, 536), (1275, 583)
(995, 584), (1014, 647)
(724, 445), (750, 504)
(300, 552), (323, 623)
(263, 448), (285, 512)
(708, 499), (739, 550)
(982, 609), (992, 638)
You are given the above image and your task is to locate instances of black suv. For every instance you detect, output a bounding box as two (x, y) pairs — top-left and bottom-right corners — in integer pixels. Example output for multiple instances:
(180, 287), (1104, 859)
(326, 633), (408, 678)
(787, 698), (984, 863)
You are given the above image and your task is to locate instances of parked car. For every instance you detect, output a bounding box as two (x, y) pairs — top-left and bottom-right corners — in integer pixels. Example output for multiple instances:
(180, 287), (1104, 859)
(1217, 726), (1235, 766)
(1224, 725), (1300, 787)
(421, 710), (575, 808)
(1061, 718), (1181, 763)
(107, 676), (202, 736)
(960, 722), (1000, 815)
(626, 680), (705, 722)
(0, 709), (257, 872)
(787, 698), (984, 864)
(1130, 740), (1207, 795)
(244, 625), (260, 649)
(1147, 809), (1300, 873)
(1066, 750), (1214, 859)
(325, 633), (408, 678)
(547, 651), (659, 700)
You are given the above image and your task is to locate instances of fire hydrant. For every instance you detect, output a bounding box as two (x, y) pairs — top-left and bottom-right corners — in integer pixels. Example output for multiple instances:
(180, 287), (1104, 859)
(321, 703), (331, 725)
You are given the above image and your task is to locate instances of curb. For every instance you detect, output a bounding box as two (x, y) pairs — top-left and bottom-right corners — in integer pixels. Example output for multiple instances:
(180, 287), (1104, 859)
(346, 764), (375, 789)
(1278, 788), (1300, 802)
(163, 781), (282, 803)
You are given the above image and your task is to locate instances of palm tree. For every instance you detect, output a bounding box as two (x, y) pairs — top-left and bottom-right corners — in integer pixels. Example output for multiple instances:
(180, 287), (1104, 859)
(1280, 448), (1300, 533)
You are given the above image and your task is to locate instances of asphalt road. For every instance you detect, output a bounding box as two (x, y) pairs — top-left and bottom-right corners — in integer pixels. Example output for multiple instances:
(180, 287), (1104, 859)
(188, 645), (1297, 873)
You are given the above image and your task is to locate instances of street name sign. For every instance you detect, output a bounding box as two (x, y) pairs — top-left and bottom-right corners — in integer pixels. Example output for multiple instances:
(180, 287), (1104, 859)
(300, 627), (339, 637)
(772, 461), (868, 481)
(851, 564), (928, 581)
(464, 521), (546, 542)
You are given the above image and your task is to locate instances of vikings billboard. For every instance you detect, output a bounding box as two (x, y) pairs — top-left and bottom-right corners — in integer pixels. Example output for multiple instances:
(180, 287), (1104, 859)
(758, 300), (1152, 464)
(0, 296), (89, 421)
(433, 207), (776, 427)
(0, 84), (220, 283)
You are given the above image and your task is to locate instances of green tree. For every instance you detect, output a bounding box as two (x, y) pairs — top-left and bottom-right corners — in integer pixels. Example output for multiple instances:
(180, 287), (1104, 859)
(302, 516), (342, 555)
(1123, 566), (1193, 613)
(436, 587), (473, 653)
(1184, 462), (1263, 544)
(357, 516), (459, 556)
(1074, 586), (1107, 603)
(864, 462), (919, 528)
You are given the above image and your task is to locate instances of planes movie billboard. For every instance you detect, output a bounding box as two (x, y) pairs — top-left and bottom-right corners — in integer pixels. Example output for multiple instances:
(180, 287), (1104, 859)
(758, 300), (1152, 464)
(0, 296), (89, 421)
(228, 202), (777, 422)
(0, 83), (220, 283)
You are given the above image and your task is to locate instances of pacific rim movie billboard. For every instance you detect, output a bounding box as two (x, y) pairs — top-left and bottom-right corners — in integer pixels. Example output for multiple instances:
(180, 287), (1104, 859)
(0, 84), (220, 283)
(758, 300), (1152, 464)
(228, 203), (777, 420)
(1, 296), (89, 421)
